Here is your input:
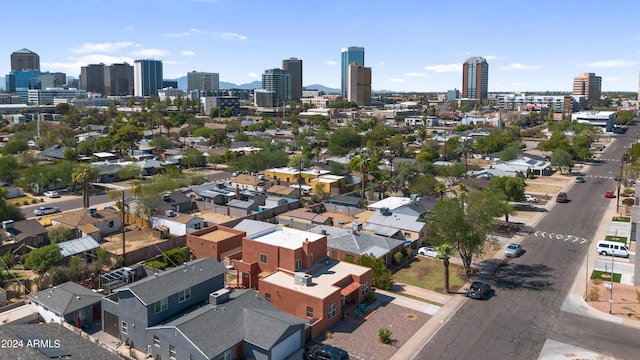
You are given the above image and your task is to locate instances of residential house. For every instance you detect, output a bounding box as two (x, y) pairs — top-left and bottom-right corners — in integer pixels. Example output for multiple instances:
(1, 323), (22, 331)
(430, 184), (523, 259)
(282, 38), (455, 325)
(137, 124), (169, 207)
(38, 144), (67, 160)
(93, 152), (118, 162)
(187, 225), (245, 263)
(150, 213), (204, 236)
(136, 159), (166, 176)
(87, 124), (109, 134)
(157, 191), (194, 214)
(277, 208), (333, 230)
(51, 207), (122, 241)
(392, 196), (438, 218)
(232, 219), (279, 237)
(232, 226), (373, 339)
(324, 195), (363, 209)
(364, 208), (427, 249)
(146, 289), (306, 360)
(227, 199), (260, 217)
(0, 323), (122, 360)
(1, 182), (24, 199)
(94, 164), (122, 183)
(493, 155), (552, 176)
(142, 129), (161, 140)
(29, 281), (103, 329)
(310, 223), (405, 266)
(0, 219), (48, 255)
(309, 175), (346, 194)
(230, 174), (271, 192)
(266, 185), (300, 200)
(367, 196), (413, 212)
(101, 258), (227, 355)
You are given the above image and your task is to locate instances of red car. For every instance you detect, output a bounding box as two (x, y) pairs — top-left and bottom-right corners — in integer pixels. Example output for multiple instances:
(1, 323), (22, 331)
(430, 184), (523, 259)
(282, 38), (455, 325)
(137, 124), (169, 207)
(604, 191), (615, 198)
(556, 192), (568, 203)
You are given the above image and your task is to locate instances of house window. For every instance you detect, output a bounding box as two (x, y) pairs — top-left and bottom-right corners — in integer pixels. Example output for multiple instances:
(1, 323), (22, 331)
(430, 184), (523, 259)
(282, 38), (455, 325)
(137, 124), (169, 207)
(178, 288), (191, 303)
(194, 222), (201, 229)
(295, 258), (302, 270)
(121, 321), (128, 335)
(259, 253), (267, 264)
(306, 306), (314, 317)
(265, 293), (271, 302)
(362, 283), (369, 296)
(404, 232), (411, 238)
(328, 303), (336, 320)
(154, 298), (168, 313)
(223, 349), (232, 360)
(169, 345), (176, 360)
(153, 335), (160, 347)
(108, 221), (114, 228)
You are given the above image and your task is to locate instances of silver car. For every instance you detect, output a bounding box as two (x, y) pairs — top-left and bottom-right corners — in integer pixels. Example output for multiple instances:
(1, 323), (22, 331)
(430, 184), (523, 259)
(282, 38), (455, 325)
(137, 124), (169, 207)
(33, 206), (61, 216)
(504, 243), (523, 257)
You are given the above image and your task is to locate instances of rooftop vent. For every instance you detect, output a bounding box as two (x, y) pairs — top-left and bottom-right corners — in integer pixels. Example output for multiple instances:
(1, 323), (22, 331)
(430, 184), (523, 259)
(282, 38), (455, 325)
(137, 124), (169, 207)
(87, 207), (97, 216)
(165, 210), (176, 217)
(380, 207), (391, 216)
(210, 288), (231, 305)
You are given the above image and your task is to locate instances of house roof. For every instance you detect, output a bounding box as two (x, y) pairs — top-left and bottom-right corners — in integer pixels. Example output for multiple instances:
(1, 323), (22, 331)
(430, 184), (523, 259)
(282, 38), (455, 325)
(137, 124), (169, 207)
(393, 197), (438, 217)
(150, 289), (305, 358)
(29, 281), (103, 315)
(53, 208), (120, 229)
(233, 219), (278, 237)
(39, 144), (67, 159)
(266, 185), (298, 196)
(279, 208), (331, 223)
(227, 199), (255, 209)
(325, 194), (362, 206)
(95, 164), (122, 175)
(0, 323), (121, 360)
(0, 219), (47, 243)
(233, 174), (265, 186)
(58, 235), (100, 257)
(116, 257), (227, 306)
(367, 196), (413, 211)
(325, 230), (404, 257)
(366, 210), (425, 232)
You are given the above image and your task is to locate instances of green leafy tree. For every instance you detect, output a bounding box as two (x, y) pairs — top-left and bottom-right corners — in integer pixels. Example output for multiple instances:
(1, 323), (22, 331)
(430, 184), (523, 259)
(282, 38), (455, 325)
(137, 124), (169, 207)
(24, 244), (64, 272)
(550, 148), (573, 173)
(0, 189), (25, 221)
(356, 253), (392, 290)
(474, 129), (515, 154)
(499, 144), (521, 161)
(0, 155), (20, 183)
(72, 164), (100, 209)
(119, 163), (143, 181)
(114, 124), (143, 156)
(149, 136), (173, 152)
(48, 226), (74, 244)
(94, 136), (114, 152)
(409, 175), (438, 196)
(2, 139), (29, 155)
(328, 161), (345, 175)
(182, 148), (205, 168)
(163, 247), (191, 266)
(540, 131), (571, 152)
(346, 155), (369, 200)
(288, 155), (311, 170)
(328, 128), (363, 156)
(488, 176), (523, 222)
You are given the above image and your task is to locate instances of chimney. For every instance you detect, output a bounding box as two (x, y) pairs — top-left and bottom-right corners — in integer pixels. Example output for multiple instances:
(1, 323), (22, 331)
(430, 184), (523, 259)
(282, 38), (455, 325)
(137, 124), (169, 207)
(235, 185), (240, 200)
(2, 220), (14, 230)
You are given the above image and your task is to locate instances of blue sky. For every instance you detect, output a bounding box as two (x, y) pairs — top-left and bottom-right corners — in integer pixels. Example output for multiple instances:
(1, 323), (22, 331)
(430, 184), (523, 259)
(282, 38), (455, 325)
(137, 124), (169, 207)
(3, 0), (640, 93)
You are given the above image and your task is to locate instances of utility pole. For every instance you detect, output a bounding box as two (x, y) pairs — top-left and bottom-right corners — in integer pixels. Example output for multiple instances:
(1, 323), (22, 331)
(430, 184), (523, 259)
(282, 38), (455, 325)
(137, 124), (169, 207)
(121, 190), (126, 266)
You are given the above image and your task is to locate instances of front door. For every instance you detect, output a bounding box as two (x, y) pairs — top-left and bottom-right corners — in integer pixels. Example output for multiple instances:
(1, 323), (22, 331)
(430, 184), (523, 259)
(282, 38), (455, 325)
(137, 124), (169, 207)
(103, 311), (119, 338)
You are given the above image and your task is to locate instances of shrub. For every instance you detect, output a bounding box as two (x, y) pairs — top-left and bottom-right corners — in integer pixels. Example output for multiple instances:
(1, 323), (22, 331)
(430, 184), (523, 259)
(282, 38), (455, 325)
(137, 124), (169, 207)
(23, 200), (29, 206)
(146, 260), (167, 270)
(324, 330), (332, 340)
(393, 251), (405, 265)
(527, 173), (535, 179)
(588, 287), (600, 301)
(378, 328), (392, 345)
(31, 199), (38, 204)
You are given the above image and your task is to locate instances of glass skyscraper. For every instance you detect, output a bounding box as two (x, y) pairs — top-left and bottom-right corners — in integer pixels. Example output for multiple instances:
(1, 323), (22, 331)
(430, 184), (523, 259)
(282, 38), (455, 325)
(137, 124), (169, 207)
(134, 59), (163, 97)
(462, 57), (489, 100)
(341, 47), (364, 98)
(262, 68), (291, 103)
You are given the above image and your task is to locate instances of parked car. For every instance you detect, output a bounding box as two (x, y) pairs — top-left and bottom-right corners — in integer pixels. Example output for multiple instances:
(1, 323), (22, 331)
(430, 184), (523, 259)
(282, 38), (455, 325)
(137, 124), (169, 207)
(33, 206), (61, 216)
(504, 243), (523, 257)
(524, 195), (538, 203)
(604, 191), (615, 198)
(468, 281), (492, 300)
(597, 241), (630, 258)
(556, 192), (568, 203)
(575, 176), (585, 183)
(43, 190), (60, 198)
(418, 246), (439, 258)
(303, 344), (349, 360)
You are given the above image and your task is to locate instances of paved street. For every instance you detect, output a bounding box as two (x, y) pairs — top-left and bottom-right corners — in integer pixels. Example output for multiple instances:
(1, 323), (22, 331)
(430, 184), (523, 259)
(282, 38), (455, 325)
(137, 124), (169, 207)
(415, 123), (640, 360)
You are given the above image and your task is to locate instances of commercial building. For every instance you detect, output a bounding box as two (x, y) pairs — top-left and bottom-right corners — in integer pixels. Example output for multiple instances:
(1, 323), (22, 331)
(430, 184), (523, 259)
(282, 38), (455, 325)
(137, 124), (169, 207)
(11, 48), (40, 72)
(80, 63), (106, 94)
(341, 46), (364, 98)
(254, 89), (275, 107)
(262, 68), (291, 103)
(105, 63), (134, 96)
(494, 94), (573, 113)
(134, 59), (163, 97)
(282, 58), (303, 100)
(187, 71), (220, 94)
(573, 72), (602, 102)
(347, 63), (371, 106)
(572, 111), (615, 132)
(462, 56), (489, 100)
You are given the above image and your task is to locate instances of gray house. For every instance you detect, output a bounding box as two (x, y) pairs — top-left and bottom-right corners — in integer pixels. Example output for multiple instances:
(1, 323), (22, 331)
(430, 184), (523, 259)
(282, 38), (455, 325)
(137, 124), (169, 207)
(147, 288), (306, 360)
(29, 281), (103, 329)
(101, 258), (227, 352)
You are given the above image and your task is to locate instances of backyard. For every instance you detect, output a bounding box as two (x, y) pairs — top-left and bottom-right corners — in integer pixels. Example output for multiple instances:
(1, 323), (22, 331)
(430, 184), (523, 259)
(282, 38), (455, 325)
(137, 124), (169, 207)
(392, 256), (468, 294)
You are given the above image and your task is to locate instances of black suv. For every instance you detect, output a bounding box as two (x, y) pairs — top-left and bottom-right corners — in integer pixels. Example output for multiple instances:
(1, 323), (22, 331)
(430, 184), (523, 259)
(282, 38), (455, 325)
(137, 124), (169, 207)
(303, 344), (349, 360)
(468, 281), (492, 300)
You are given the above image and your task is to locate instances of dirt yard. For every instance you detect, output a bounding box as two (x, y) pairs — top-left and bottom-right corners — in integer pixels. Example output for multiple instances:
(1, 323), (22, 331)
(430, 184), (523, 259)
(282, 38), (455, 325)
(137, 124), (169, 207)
(587, 280), (640, 321)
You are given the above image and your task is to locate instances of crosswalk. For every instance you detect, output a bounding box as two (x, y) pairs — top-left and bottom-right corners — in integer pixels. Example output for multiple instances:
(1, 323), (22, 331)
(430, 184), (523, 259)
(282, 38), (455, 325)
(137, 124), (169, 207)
(533, 231), (588, 244)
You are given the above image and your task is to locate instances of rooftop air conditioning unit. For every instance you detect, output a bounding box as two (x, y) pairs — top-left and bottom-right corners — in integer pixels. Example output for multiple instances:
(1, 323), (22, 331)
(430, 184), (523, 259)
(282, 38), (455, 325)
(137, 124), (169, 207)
(294, 272), (312, 286)
(165, 210), (176, 217)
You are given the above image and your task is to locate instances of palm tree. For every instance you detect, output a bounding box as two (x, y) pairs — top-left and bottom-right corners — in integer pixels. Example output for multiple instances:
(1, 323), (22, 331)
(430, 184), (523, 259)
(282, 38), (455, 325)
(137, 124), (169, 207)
(437, 243), (455, 294)
(347, 155), (368, 200)
(456, 138), (475, 170)
(435, 182), (447, 200)
(72, 164), (99, 209)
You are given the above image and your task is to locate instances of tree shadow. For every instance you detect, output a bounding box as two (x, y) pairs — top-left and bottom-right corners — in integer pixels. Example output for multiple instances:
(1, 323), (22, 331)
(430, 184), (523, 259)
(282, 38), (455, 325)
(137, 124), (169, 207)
(489, 262), (555, 291)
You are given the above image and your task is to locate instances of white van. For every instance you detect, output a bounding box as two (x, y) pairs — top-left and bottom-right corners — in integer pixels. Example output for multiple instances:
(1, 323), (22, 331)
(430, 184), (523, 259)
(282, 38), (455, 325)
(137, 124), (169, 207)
(596, 241), (629, 258)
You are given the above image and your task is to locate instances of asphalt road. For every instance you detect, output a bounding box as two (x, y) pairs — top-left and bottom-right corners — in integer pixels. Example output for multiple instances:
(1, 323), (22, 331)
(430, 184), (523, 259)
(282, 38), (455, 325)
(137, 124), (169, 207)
(22, 192), (128, 218)
(416, 123), (640, 359)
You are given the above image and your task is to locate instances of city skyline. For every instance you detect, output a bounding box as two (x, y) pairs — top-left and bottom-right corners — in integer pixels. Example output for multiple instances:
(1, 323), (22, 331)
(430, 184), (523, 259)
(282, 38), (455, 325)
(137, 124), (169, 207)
(2, 0), (639, 93)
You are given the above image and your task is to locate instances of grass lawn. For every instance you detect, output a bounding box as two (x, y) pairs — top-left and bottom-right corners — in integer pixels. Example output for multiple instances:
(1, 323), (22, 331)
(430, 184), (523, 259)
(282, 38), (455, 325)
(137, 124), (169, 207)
(8, 196), (41, 207)
(604, 235), (627, 244)
(591, 270), (621, 283)
(393, 257), (468, 293)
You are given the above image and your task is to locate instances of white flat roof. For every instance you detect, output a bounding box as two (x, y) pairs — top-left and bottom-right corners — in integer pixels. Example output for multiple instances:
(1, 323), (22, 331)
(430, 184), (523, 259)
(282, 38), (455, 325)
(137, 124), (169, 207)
(367, 196), (412, 210)
(260, 260), (370, 298)
(249, 227), (324, 250)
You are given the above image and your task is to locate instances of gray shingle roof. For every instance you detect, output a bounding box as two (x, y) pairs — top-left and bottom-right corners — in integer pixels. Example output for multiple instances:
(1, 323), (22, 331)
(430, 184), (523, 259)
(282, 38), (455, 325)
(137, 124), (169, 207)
(29, 281), (103, 315)
(117, 258), (227, 305)
(326, 231), (405, 257)
(366, 211), (426, 232)
(151, 289), (305, 358)
(39, 144), (67, 159)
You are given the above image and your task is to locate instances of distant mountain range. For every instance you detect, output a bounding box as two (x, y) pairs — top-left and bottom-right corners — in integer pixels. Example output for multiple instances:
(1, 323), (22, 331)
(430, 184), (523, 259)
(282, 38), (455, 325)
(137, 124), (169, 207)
(175, 76), (339, 93)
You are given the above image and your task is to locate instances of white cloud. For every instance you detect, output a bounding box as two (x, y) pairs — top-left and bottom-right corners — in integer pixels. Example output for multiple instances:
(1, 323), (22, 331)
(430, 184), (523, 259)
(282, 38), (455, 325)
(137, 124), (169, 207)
(404, 72), (427, 77)
(388, 78), (406, 83)
(43, 54), (135, 71)
(324, 60), (337, 65)
(166, 32), (191, 38)
(605, 77), (620, 81)
(484, 55), (505, 61)
(131, 48), (170, 57)
(424, 64), (461, 73)
(217, 32), (248, 41)
(499, 63), (542, 70)
(71, 42), (136, 54)
(181, 50), (196, 56)
(585, 59), (636, 68)
(163, 60), (178, 65)
(191, 28), (205, 33)
(246, 72), (259, 78)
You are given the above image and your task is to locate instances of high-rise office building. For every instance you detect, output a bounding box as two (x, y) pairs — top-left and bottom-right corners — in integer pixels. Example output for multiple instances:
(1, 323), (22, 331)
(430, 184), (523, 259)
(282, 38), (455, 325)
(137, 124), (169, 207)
(282, 58), (302, 101)
(11, 48), (40, 72)
(134, 60), (163, 97)
(80, 63), (106, 94)
(347, 63), (371, 106)
(262, 68), (291, 103)
(187, 71), (220, 94)
(462, 57), (489, 100)
(341, 47), (365, 98)
(105, 63), (134, 96)
(572, 72), (601, 102)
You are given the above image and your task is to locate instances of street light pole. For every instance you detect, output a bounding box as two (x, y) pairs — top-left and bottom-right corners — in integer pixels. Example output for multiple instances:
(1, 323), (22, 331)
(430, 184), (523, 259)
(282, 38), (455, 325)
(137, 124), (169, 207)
(609, 252), (614, 314)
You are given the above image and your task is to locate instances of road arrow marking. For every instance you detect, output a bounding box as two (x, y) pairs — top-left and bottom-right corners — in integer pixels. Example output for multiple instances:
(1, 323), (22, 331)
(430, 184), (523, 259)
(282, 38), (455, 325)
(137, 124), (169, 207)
(534, 231), (541, 237)
(580, 238), (587, 244)
(572, 238), (579, 243)
(548, 233), (556, 239)
(564, 237), (570, 241)
(556, 234), (564, 240)
(540, 232), (547, 237)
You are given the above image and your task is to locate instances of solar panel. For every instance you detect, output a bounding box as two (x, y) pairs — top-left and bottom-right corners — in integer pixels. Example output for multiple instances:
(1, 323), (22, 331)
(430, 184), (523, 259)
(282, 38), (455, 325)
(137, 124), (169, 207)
(17, 333), (71, 358)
